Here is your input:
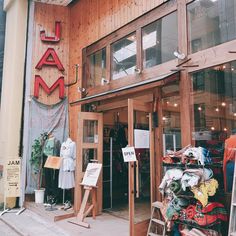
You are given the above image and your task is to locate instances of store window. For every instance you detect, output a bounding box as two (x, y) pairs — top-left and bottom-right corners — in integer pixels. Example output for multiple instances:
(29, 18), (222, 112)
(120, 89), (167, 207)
(87, 48), (106, 88)
(161, 81), (181, 154)
(142, 11), (178, 68)
(111, 33), (137, 80)
(187, 0), (236, 53)
(191, 61), (236, 157)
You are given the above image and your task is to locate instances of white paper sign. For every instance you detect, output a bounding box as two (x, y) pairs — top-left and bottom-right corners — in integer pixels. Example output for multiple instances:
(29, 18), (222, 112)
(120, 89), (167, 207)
(134, 129), (150, 148)
(122, 146), (137, 162)
(81, 163), (102, 187)
(5, 158), (21, 197)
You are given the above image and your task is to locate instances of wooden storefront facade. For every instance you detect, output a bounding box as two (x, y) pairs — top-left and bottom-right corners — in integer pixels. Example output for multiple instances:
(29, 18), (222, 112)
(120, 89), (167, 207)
(30, 0), (236, 235)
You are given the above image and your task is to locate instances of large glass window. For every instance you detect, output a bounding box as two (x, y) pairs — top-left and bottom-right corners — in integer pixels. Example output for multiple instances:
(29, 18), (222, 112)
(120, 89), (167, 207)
(87, 48), (106, 88)
(111, 34), (137, 80)
(161, 82), (181, 154)
(142, 12), (178, 68)
(191, 61), (236, 157)
(188, 0), (236, 53)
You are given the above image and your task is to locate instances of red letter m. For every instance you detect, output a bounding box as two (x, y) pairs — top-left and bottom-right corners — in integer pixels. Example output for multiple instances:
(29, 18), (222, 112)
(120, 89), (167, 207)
(34, 75), (64, 99)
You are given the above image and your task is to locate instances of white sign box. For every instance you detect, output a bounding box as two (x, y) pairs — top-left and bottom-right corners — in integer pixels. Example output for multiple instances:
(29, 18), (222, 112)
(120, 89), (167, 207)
(81, 163), (102, 187)
(122, 146), (137, 162)
(134, 129), (150, 148)
(5, 158), (21, 197)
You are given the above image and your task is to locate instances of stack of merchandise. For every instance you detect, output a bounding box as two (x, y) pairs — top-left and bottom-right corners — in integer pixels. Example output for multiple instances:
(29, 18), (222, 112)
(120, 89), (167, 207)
(159, 147), (228, 235)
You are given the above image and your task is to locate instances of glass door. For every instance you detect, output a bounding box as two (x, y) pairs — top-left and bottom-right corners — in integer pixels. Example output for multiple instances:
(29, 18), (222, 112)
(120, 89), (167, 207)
(128, 99), (154, 236)
(76, 112), (103, 213)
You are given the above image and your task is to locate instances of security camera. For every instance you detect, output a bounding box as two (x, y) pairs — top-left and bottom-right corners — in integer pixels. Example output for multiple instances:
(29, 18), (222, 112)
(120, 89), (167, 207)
(134, 67), (141, 74)
(101, 78), (109, 85)
(174, 50), (186, 60)
(78, 87), (86, 93)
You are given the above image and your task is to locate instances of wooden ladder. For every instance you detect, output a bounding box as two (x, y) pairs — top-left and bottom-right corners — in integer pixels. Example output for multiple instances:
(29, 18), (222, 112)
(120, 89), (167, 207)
(228, 158), (236, 236)
(146, 201), (166, 236)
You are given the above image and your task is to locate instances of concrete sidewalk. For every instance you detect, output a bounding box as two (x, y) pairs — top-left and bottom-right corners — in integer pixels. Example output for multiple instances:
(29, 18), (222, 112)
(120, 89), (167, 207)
(0, 209), (129, 236)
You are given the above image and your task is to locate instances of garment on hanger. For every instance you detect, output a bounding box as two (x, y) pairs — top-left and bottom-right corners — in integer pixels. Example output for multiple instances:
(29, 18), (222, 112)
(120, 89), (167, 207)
(58, 138), (76, 189)
(223, 134), (236, 191)
(43, 135), (60, 156)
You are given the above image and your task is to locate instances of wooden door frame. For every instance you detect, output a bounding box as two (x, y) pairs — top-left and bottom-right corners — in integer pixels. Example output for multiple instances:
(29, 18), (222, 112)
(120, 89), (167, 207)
(128, 98), (155, 236)
(75, 112), (103, 214)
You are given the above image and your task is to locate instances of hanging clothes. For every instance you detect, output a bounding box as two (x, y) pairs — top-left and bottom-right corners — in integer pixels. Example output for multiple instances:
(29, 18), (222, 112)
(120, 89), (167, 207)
(58, 138), (76, 189)
(223, 134), (236, 192)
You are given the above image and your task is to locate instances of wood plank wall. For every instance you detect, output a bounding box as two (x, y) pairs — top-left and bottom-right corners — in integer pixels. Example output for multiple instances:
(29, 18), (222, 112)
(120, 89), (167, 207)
(31, 3), (70, 105)
(68, 0), (165, 140)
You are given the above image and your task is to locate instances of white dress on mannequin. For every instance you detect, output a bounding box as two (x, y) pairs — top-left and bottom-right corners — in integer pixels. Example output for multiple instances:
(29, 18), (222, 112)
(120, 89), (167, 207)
(58, 138), (76, 189)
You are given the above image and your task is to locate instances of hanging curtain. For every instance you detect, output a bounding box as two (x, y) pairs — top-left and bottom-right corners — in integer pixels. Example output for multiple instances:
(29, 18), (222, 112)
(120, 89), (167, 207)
(25, 98), (69, 193)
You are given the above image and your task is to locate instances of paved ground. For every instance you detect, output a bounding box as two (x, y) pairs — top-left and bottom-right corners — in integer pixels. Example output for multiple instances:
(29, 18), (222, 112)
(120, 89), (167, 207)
(0, 219), (21, 236)
(0, 209), (129, 236)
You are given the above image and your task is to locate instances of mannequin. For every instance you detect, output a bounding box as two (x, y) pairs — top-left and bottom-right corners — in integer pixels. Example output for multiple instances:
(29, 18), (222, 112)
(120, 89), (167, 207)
(58, 137), (76, 203)
(43, 132), (60, 198)
(223, 129), (236, 192)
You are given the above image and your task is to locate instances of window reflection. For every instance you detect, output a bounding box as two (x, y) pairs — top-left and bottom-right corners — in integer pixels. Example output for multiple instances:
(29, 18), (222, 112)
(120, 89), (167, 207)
(188, 0), (236, 53)
(142, 12), (178, 68)
(87, 48), (106, 88)
(191, 61), (236, 155)
(111, 34), (137, 80)
(161, 82), (181, 154)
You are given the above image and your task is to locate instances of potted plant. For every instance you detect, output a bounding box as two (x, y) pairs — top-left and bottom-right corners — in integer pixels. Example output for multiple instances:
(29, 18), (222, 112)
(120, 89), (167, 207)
(30, 132), (48, 203)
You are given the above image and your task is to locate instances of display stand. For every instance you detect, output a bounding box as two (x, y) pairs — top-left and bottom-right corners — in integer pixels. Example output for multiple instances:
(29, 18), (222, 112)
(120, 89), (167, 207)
(66, 162), (102, 228)
(68, 185), (97, 228)
(0, 158), (25, 216)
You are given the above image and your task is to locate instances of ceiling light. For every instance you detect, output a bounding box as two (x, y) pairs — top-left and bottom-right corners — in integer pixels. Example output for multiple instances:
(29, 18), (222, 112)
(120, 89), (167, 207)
(224, 128), (227, 131)
(221, 102), (226, 107)
(211, 127), (215, 131)
(198, 107), (202, 111)
(215, 108), (219, 112)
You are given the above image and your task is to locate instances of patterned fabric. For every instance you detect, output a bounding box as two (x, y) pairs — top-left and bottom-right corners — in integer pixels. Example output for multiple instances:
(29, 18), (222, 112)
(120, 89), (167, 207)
(191, 179), (218, 207)
(223, 135), (236, 191)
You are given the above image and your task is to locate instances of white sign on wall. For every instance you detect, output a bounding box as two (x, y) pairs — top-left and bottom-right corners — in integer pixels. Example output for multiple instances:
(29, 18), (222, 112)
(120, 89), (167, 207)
(134, 129), (150, 148)
(81, 163), (102, 187)
(122, 146), (137, 162)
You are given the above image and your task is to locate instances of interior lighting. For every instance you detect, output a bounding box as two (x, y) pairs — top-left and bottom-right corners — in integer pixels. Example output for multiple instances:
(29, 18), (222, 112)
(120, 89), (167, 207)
(211, 127), (215, 131)
(221, 102), (226, 107)
(198, 107), (202, 111)
(162, 117), (166, 121)
(224, 128), (227, 131)
(234, 113), (236, 117)
(215, 108), (219, 112)
(231, 67), (235, 71)
(174, 103), (178, 107)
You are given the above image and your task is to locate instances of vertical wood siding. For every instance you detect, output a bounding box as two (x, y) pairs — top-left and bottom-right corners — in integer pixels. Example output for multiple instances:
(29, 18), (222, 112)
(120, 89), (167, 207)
(32, 3), (69, 105)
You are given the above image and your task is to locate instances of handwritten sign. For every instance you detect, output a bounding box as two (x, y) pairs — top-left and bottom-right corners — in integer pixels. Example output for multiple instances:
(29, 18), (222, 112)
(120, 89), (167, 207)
(122, 146), (137, 162)
(44, 156), (62, 169)
(81, 163), (102, 187)
(5, 159), (21, 197)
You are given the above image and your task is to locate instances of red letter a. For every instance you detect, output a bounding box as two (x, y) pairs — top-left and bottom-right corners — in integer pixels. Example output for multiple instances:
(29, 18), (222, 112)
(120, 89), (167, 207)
(35, 48), (64, 71)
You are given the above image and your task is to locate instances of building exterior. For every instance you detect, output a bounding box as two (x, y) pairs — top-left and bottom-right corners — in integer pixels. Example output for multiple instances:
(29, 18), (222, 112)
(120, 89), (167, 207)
(0, 0), (235, 235)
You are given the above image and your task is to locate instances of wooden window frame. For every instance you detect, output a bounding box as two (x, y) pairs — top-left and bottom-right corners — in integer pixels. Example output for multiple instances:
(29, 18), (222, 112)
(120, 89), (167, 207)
(82, 0), (178, 97)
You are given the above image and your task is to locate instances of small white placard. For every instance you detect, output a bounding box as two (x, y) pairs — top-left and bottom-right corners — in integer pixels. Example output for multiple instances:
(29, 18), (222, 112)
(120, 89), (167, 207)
(122, 146), (137, 162)
(81, 163), (102, 187)
(5, 158), (21, 197)
(134, 129), (150, 148)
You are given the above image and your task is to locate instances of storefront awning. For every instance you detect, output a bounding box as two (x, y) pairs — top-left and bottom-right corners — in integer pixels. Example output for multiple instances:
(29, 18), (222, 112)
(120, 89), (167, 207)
(70, 71), (179, 106)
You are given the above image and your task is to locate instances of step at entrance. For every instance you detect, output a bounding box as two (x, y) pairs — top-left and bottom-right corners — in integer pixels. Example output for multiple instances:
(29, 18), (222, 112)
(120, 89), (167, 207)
(146, 201), (166, 236)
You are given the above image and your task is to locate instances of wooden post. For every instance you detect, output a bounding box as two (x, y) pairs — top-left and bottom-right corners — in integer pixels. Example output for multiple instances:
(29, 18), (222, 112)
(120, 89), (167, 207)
(68, 185), (97, 228)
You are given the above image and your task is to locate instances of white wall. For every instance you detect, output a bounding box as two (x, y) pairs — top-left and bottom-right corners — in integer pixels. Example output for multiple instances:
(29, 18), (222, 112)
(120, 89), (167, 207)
(0, 0), (28, 205)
